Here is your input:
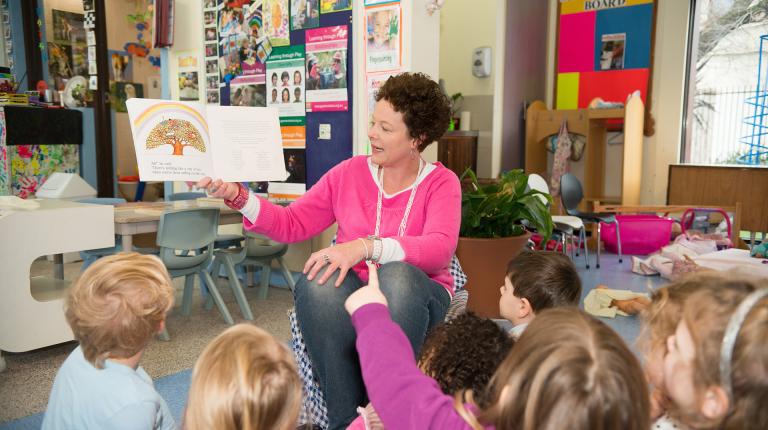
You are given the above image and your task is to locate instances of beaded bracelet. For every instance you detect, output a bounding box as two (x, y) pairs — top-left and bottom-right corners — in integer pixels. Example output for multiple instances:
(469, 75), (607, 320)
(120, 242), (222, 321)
(224, 183), (250, 210)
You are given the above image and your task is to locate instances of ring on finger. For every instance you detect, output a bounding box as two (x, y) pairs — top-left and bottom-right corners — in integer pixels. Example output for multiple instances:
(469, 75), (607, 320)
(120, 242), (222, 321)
(322, 254), (330, 264)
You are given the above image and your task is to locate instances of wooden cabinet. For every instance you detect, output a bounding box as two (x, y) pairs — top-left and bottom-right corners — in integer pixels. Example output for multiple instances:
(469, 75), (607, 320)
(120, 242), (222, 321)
(437, 131), (478, 178)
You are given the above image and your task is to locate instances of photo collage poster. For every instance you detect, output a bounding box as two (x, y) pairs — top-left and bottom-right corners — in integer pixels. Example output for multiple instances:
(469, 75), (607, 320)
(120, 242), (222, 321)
(203, 0), (220, 104)
(363, 1), (401, 155)
(177, 52), (200, 101)
(266, 45), (306, 199)
(48, 9), (87, 91)
(305, 25), (348, 112)
(202, 0), (356, 199)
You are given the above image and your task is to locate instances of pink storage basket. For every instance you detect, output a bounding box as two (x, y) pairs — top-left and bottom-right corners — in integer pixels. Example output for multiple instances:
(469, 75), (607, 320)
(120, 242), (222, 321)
(600, 214), (674, 255)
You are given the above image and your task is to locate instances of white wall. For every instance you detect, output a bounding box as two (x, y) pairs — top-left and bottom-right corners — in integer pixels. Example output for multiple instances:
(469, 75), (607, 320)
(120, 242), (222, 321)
(439, 0), (496, 98)
(439, 0), (498, 177)
(167, 0), (204, 102)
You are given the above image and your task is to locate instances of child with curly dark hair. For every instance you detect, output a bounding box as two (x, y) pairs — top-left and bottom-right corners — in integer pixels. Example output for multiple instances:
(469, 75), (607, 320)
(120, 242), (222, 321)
(348, 312), (514, 429)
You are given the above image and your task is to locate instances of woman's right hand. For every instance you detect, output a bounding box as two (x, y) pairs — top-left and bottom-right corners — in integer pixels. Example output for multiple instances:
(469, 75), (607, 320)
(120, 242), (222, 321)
(196, 177), (239, 201)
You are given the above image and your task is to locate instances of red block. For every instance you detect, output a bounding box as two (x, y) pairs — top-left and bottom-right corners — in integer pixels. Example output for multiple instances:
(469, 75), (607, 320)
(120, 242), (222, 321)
(577, 69), (649, 108)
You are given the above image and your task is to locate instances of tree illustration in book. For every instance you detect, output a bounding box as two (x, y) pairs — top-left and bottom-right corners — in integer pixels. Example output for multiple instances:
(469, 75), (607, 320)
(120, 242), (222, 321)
(145, 118), (206, 156)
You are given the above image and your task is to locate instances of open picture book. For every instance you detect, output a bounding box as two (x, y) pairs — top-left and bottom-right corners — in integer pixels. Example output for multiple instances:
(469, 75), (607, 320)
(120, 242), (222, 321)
(126, 98), (288, 182)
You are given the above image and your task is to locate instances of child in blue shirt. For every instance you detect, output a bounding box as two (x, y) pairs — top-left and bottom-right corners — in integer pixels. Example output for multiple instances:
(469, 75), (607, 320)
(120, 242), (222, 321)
(42, 252), (176, 430)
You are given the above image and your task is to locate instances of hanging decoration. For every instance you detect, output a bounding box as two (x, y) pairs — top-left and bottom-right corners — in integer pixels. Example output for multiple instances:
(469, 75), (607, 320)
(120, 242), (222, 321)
(125, 5), (160, 68)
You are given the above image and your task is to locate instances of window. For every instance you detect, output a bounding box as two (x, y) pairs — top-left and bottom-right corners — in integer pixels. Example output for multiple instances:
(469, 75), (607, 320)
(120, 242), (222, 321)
(683, 0), (768, 165)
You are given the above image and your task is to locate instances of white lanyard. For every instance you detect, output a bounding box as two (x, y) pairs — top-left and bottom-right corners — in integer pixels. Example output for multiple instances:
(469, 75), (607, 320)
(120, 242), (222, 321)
(374, 159), (425, 238)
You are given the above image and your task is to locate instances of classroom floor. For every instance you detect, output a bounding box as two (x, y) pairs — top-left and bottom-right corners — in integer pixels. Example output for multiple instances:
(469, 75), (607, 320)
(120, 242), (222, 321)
(0, 251), (665, 426)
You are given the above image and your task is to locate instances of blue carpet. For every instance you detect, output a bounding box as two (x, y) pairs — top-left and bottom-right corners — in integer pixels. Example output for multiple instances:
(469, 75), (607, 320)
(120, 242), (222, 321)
(0, 369), (192, 430)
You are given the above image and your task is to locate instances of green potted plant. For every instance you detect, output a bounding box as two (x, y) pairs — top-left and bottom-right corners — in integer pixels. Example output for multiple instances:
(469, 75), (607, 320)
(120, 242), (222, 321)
(456, 168), (553, 318)
(448, 92), (463, 130)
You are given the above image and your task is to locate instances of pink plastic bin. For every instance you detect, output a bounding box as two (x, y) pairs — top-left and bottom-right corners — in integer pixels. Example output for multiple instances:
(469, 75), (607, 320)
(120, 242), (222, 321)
(600, 214), (674, 255)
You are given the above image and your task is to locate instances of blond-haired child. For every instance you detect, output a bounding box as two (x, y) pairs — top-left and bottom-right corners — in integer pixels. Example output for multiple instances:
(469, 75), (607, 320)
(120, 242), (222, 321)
(344, 263), (649, 429)
(641, 272), (768, 429)
(184, 323), (302, 430)
(42, 252), (175, 430)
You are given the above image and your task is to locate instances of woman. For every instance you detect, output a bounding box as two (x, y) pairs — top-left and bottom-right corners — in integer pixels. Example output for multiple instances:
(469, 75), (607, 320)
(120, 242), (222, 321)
(198, 72), (459, 429)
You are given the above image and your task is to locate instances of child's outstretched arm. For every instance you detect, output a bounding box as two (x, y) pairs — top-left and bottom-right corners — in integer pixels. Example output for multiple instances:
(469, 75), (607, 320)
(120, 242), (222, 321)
(345, 264), (481, 430)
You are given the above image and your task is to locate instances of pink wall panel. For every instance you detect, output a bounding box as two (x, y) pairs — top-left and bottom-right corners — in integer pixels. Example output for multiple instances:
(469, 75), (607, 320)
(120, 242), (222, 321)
(557, 12), (596, 73)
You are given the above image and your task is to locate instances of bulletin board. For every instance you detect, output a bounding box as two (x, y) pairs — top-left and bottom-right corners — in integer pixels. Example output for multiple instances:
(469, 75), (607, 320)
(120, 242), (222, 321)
(200, 0), (354, 200)
(555, 0), (656, 113)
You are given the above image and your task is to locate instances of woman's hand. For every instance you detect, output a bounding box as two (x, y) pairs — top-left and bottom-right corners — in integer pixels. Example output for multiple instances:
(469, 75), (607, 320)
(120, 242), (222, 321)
(303, 239), (368, 287)
(196, 177), (240, 201)
(345, 262), (387, 315)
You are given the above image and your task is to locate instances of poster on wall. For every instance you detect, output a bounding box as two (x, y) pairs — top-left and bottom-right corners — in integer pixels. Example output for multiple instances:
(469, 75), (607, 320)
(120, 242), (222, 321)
(111, 82), (144, 112)
(365, 4), (401, 72)
(266, 45), (306, 118)
(290, 0), (319, 30)
(600, 33), (625, 70)
(305, 25), (348, 112)
(109, 50), (132, 82)
(52, 10), (85, 45)
(177, 53), (200, 101)
(268, 148), (306, 201)
(230, 74), (267, 106)
(320, 0), (351, 13)
(263, 0), (290, 47)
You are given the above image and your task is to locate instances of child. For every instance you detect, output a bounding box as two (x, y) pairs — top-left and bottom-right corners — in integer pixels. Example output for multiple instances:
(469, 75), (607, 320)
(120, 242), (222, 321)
(499, 250), (581, 338)
(345, 263), (650, 429)
(349, 312), (514, 429)
(642, 272), (768, 429)
(184, 323), (301, 430)
(42, 253), (175, 430)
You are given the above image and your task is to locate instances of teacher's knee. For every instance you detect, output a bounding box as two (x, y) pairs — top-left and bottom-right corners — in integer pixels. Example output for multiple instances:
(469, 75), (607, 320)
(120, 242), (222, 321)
(378, 262), (422, 305)
(295, 270), (346, 307)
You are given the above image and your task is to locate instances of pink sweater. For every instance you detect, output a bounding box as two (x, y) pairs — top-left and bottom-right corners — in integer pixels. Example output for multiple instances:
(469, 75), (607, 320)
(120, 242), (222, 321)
(243, 155), (461, 292)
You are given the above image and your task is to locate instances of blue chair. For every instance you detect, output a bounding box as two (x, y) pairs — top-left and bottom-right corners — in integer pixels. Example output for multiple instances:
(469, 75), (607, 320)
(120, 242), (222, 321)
(210, 231), (296, 320)
(166, 192), (207, 201)
(156, 207), (234, 327)
(167, 191), (244, 249)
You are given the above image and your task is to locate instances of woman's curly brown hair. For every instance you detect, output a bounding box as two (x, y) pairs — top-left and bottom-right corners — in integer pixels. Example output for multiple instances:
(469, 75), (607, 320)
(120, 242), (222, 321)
(418, 312), (514, 404)
(375, 72), (451, 151)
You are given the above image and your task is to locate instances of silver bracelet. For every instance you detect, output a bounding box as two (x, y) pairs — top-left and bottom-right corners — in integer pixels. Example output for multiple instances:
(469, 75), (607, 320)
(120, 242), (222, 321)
(367, 235), (383, 262)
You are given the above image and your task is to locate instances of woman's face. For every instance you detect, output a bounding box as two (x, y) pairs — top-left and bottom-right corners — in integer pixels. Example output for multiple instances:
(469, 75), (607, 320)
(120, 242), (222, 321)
(271, 89), (278, 101)
(282, 90), (290, 102)
(271, 75), (278, 85)
(294, 72), (301, 84)
(367, 99), (416, 167)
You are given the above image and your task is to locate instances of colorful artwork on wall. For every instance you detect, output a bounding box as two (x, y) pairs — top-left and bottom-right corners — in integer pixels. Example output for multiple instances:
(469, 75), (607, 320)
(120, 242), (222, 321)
(8, 145), (80, 198)
(0, 109), (8, 196)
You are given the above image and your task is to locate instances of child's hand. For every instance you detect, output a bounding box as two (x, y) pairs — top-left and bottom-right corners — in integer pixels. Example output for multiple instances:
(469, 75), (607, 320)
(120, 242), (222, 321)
(345, 262), (388, 315)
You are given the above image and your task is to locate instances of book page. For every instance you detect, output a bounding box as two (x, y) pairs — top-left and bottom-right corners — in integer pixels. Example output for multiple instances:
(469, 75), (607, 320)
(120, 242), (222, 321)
(207, 106), (288, 182)
(126, 98), (214, 181)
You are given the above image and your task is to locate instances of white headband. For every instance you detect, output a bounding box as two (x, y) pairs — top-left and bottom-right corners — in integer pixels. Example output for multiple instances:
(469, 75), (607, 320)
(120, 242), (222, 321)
(719, 288), (768, 400)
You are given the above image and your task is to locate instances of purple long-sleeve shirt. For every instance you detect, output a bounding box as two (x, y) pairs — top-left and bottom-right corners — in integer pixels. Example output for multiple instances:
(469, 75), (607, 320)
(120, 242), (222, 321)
(351, 303), (495, 430)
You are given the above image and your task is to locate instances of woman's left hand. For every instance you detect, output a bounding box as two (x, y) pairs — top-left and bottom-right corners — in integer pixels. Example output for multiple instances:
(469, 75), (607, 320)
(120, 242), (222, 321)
(303, 239), (367, 287)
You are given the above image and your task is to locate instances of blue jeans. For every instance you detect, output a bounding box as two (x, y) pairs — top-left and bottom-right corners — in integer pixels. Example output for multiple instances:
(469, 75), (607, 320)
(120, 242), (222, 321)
(294, 261), (450, 430)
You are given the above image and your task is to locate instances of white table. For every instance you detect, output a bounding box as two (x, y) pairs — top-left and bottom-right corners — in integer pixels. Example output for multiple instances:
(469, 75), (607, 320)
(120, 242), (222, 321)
(0, 199), (113, 370)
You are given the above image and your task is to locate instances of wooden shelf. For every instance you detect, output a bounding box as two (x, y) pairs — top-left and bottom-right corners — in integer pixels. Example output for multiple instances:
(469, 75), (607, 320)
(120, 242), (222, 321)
(524, 97), (644, 206)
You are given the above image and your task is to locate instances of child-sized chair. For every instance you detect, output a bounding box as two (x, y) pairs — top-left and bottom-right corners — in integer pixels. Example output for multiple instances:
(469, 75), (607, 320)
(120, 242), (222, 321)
(527, 174), (590, 268)
(560, 173), (622, 268)
(209, 231), (296, 320)
(156, 208), (235, 329)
